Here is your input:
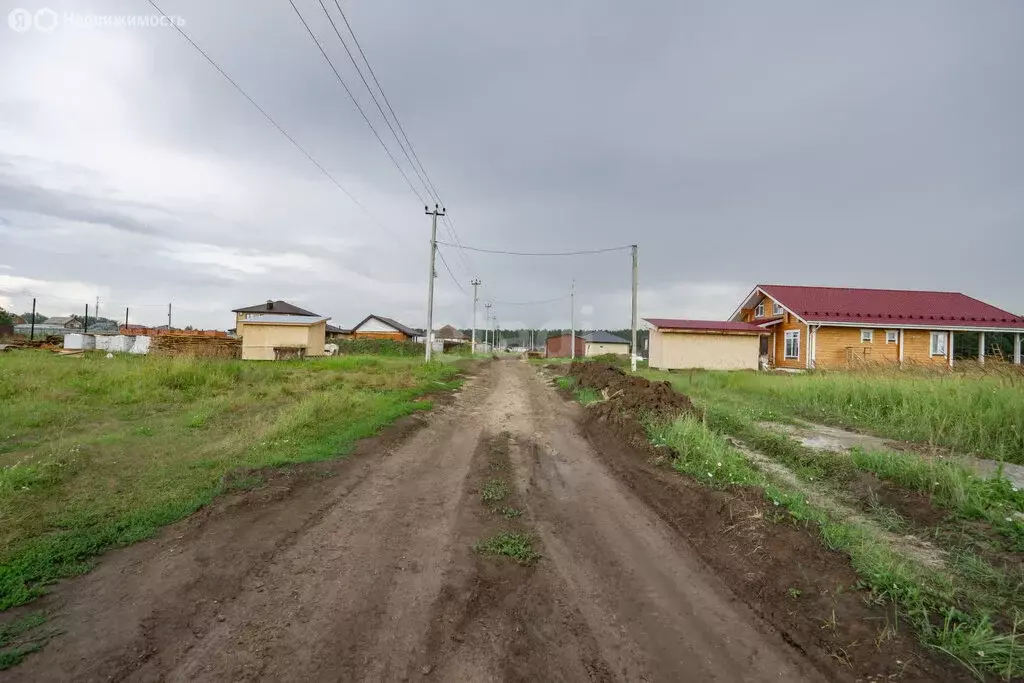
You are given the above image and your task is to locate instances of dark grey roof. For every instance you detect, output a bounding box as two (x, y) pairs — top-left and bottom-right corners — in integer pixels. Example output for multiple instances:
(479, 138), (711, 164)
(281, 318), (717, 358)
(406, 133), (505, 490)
(326, 324), (351, 334)
(232, 300), (320, 316)
(352, 314), (418, 337)
(581, 331), (630, 344)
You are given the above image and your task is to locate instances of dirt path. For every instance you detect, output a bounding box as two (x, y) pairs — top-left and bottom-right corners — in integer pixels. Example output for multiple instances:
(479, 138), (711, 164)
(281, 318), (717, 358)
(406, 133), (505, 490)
(11, 360), (819, 682)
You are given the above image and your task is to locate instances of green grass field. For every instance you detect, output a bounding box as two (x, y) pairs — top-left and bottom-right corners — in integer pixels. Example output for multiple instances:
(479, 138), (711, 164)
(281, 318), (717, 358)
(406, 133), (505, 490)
(0, 351), (461, 611)
(642, 368), (1024, 463)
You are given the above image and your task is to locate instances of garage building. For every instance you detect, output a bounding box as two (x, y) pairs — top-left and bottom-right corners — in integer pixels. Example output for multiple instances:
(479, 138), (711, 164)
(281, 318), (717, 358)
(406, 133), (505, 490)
(645, 319), (768, 370)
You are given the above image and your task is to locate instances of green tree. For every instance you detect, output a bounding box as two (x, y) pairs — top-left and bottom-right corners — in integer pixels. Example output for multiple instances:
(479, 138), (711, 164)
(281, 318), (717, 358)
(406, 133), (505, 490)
(0, 307), (13, 325)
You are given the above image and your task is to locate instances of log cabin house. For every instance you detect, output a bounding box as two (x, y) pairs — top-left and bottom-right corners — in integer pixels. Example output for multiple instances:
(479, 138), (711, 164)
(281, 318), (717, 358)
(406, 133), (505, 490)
(730, 285), (1024, 369)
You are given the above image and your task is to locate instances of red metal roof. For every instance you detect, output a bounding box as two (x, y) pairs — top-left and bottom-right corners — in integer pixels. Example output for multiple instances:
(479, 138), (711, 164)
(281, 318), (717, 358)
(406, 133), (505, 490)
(644, 319), (768, 334)
(760, 285), (1024, 329)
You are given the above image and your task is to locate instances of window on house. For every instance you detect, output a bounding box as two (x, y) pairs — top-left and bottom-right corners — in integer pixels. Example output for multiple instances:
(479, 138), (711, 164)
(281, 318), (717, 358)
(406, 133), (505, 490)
(784, 330), (800, 359)
(773, 302), (784, 317)
(930, 331), (947, 356)
(861, 329), (873, 343)
(755, 301), (765, 318)
(886, 330), (898, 344)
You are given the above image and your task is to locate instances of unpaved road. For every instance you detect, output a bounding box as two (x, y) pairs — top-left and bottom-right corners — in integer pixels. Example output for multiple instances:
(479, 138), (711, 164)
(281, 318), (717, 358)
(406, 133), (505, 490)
(11, 360), (822, 682)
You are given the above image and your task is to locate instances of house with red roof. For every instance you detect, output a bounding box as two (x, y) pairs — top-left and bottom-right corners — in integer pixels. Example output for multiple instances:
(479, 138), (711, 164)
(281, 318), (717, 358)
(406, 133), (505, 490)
(728, 285), (1024, 369)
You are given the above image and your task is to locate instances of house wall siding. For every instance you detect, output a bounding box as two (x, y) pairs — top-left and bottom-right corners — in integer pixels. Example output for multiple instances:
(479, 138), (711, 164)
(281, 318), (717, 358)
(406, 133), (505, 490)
(241, 322), (326, 360)
(546, 334), (584, 358)
(810, 326), (951, 368)
(772, 314), (808, 369)
(585, 342), (629, 356)
(649, 329), (760, 370)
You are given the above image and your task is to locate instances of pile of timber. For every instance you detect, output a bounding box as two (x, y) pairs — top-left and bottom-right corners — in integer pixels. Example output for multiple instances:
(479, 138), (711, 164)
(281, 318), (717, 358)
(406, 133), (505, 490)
(150, 334), (241, 359)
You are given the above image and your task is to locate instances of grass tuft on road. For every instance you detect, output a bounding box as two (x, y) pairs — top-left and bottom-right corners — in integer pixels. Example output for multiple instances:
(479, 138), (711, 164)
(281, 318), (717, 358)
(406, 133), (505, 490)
(0, 352), (462, 611)
(474, 532), (540, 565)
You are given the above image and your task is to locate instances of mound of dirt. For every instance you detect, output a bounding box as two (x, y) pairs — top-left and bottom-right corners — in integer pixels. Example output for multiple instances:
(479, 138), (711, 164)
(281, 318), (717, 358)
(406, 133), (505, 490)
(570, 362), (698, 419)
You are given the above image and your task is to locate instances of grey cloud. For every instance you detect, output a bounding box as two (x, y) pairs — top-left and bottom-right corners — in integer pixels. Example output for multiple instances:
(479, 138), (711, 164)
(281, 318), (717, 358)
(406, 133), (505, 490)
(1, 0), (1022, 328)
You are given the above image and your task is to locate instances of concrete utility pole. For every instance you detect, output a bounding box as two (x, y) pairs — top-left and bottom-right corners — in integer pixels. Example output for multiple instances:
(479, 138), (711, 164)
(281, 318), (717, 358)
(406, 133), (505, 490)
(570, 279), (576, 360)
(30, 298), (36, 341)
(95, 296), (100, 323)
(84, 303), (89, 333)
(167, 303), (172, 330)
(631, 244), (639, 372)
(484, 302), (492, 351)
(471, 278), (481, 354)
(424, 204), (445, 362)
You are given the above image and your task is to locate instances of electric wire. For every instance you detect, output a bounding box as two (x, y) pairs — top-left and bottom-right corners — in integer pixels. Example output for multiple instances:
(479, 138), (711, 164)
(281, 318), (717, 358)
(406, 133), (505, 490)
(288, 0), (426, 205)
(145, 0), (393, 236)
(435, 241), (634, 256)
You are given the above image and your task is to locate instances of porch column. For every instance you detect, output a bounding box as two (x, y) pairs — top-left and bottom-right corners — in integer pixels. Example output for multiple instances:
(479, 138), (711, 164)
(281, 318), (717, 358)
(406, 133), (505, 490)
(978, 332), (985, 365)
(898, 329), (905, 367)
(948, 331), (954, 369)
(1014, 333), (1021, 365)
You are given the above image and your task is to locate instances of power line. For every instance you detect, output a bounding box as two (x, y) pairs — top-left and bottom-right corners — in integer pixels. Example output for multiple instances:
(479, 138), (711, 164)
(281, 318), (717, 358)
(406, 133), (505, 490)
(322, 0), (432, 202)
(288, 0), (426, 204)
(145, 0), (388, 233)
(487, 295), (570, 306)
(330, 0), (474, 276)
(435, 241), (634, 257)
(435, 246), (469, 296)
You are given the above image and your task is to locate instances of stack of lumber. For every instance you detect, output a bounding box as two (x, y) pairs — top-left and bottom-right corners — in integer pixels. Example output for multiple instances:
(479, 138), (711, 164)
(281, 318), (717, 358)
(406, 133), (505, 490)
(150, 335), (241, 358)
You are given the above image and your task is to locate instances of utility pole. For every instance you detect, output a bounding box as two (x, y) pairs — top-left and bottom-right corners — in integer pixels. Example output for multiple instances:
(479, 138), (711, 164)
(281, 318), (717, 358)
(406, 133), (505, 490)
(570, 279), (576, 360)
(84, 303), (89, 333)
(471, 278), (481, 354)
(95, 296), (100, 322)
(30, 298), (36, 340)
(424, 204), (445, 362)
(124, 307), (129, 329)
(484, 302), (492, 351)
(168, 303), (172, 330)
(631, 244), (639, 372)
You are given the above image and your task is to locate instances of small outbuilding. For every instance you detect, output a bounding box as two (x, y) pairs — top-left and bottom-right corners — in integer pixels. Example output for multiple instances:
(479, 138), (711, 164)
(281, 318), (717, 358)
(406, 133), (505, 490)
(581, 331), (630, 357)
(239, 314), (329, 361)
(645, 318), (769, 370)
(545, 333), (585, 358)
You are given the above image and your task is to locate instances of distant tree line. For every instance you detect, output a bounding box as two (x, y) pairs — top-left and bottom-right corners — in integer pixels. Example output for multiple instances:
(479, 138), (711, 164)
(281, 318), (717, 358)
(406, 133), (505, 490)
(457, 327), (647, 349)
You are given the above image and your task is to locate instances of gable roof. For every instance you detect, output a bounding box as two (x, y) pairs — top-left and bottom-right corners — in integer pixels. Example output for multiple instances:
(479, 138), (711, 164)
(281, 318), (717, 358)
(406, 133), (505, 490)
(232, 300), (320, 316)
(581, 331), (629, 344)
(435, 324), (465, 340)
(645, 318), (768, 335)
(351, 314), (418, 337)
(325, 324), (351, 334)
(748, 285), (1024, 330)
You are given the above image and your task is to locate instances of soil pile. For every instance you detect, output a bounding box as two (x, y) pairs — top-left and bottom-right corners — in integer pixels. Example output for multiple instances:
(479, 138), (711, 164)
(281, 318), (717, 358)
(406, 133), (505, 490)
(569, 362), (697, 420)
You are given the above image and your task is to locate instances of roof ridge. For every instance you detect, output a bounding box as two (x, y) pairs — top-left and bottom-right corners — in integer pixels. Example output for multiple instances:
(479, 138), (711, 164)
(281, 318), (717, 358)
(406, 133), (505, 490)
(760, 284), (963, 296)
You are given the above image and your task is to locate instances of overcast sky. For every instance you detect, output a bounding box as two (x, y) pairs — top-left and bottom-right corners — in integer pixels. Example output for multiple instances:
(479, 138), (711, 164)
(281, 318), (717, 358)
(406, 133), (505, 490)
(1, 0), (1022, 331)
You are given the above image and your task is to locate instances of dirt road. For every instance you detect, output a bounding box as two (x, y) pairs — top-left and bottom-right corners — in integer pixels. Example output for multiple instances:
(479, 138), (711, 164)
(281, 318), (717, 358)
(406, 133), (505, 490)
(11, 360), (822, 682)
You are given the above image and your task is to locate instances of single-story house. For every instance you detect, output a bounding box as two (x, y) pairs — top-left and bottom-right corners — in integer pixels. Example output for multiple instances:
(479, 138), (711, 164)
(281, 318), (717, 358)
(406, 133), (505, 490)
(731, 285), (1024, 369)
(232, 300), (320, 338)
(545, 333), (585, 358)
(435, 325), (466, 343)
(646, 319), (769, 370)
(581, 331), (630, 357)
(350, 314), (418, 341)
(238, 314), (329, 361)
(325, 324), (352, 341)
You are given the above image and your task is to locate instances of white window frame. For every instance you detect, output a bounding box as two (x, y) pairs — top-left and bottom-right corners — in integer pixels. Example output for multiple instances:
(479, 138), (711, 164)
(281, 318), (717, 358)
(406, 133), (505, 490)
(886, 330), (898, 344)
(773, 302), (784, 317)
(755, 301), (765, 318)
(930, 331), (947, 356)
(860, 329), (873, 343)
(784, 330), (800, 359)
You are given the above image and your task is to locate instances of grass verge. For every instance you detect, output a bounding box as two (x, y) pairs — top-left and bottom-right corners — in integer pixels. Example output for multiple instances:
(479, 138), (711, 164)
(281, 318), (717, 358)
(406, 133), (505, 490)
(0, 352), (462, 611)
